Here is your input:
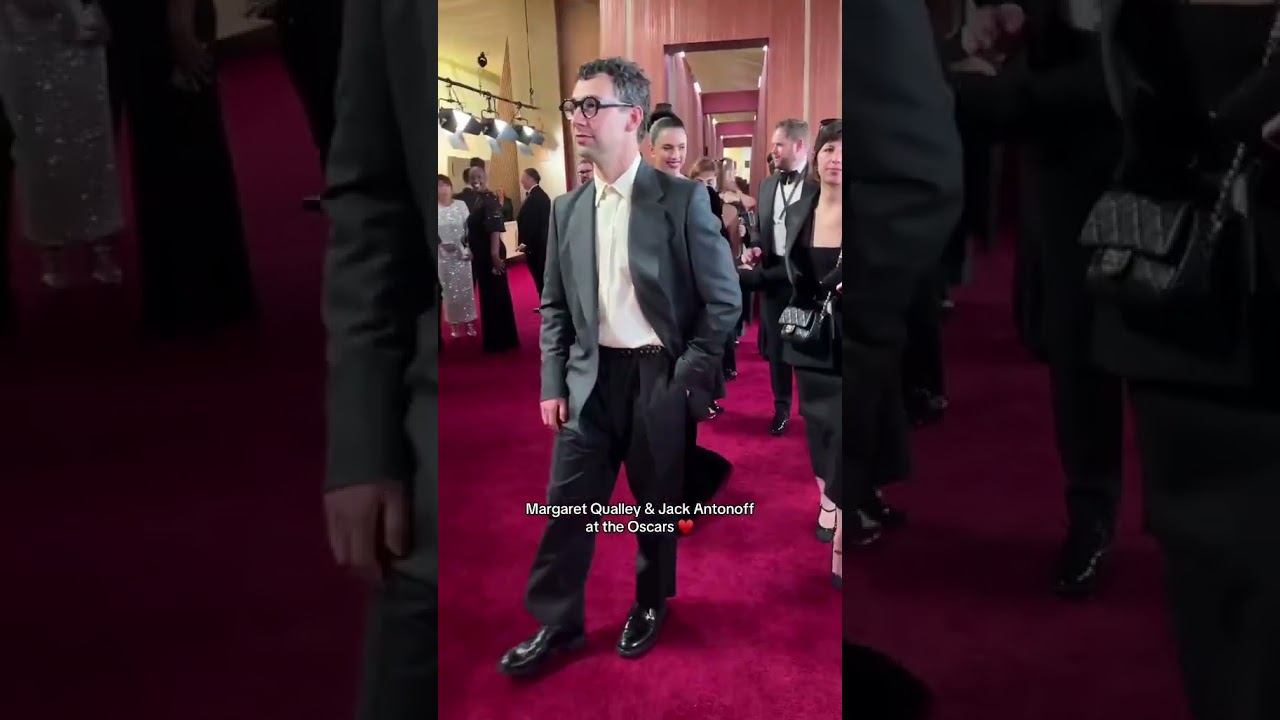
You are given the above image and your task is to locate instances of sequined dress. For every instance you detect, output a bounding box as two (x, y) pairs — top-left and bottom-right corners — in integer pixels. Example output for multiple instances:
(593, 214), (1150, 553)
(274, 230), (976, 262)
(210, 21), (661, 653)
(436, 200), (477, 324)
(0, 0), (123, 248)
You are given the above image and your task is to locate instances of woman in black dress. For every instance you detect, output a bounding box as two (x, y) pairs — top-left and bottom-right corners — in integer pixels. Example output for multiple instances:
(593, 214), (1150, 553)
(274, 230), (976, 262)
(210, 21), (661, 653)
(101, 0), (257, 335)
(770, 120), (910, 587)
(462, 166), (519, 353)
(1097, 2), (1280, 717)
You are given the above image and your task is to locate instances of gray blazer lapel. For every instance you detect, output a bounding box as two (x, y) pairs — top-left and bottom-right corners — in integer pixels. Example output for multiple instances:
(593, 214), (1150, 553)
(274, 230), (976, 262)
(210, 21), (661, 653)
(628, 163), (668, 315)
(783, 182), (819, 259)
(567, 185), (598, 332)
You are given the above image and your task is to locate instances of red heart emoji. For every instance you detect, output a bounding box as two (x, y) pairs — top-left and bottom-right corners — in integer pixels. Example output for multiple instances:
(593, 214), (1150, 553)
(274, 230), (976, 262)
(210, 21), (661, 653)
(677, 519), (694, 534)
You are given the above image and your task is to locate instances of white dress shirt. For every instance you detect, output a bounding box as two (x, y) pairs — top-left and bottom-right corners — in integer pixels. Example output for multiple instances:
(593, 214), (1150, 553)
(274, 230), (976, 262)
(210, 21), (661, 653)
(772, 161), (807, 256)
(594, 154), (662, 349)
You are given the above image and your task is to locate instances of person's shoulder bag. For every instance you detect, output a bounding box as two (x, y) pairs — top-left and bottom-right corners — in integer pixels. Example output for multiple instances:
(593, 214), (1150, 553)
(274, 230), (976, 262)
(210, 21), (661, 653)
(779, 247), (841, 351)
(1078, 2), (1280, 308)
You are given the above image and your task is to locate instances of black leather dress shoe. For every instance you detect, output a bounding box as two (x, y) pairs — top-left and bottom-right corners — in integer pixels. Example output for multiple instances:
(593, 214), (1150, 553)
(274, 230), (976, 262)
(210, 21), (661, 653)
(862, 494), (907, 529)
(497, 625), (586, 677)
(769, 411), (789, 436)
(1052, 522), (1112, 599)
(617, 604), (666, 658)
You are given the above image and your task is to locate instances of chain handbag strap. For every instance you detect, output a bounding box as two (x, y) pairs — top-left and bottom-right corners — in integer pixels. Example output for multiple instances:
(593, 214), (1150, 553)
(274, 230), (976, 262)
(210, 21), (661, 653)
(818, 247), (843, 313)
(1207, 1), (1280, 233)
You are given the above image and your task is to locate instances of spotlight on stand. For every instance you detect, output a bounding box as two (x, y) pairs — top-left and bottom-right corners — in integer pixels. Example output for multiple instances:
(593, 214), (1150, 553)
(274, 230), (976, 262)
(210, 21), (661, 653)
(481, 116), (519, 142)
(520, 126), (545, 146)
(511, 113), (545, 147)
(438, 106), (481, 135)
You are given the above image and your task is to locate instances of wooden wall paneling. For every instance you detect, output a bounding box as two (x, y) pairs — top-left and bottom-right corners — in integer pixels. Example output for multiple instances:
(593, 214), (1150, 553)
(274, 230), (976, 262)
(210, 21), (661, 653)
(690, 77), (705, 168)
(600, 0), (808, 192)
(599, 0), (628, 56)
(491, 42), (522, 211)
(663, 55), (702, 174)
(555, 0), (602, 186)
(754, 51), (768, 193)
(807, 0), (841, 126)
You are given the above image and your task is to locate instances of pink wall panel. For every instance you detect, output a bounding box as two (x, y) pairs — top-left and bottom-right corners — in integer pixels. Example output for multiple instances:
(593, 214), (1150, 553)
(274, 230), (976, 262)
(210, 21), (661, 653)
(600, 0), (841, 193)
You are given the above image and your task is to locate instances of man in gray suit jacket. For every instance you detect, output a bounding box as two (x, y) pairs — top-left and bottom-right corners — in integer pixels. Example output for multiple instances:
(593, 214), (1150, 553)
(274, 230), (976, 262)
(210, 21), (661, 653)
(321, 0), (435, 717)
(498, 57), (741, 678)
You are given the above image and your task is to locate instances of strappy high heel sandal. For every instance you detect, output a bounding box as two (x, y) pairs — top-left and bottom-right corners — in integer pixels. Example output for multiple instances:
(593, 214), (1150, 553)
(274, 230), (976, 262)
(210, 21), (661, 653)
(815, 477), (837, 542)
(816, 503), (837, 543)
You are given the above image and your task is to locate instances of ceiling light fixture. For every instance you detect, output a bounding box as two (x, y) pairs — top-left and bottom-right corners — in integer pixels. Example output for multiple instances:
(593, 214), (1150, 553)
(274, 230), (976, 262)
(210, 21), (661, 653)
(436, 74), (544, 147)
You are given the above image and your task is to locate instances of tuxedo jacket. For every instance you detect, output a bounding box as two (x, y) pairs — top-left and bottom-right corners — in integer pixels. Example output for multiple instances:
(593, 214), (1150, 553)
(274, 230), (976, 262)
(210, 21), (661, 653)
(517, 185), (551, 258)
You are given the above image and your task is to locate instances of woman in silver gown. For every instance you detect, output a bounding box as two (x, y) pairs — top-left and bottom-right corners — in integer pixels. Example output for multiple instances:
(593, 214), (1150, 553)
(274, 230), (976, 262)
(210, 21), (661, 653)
(435, 174), (477, 337)
(0, 0), (123, 288)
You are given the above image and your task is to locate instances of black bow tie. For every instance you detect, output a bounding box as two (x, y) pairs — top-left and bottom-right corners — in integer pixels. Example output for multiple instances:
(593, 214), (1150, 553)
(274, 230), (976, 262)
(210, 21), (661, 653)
(779, 170), (800, 184)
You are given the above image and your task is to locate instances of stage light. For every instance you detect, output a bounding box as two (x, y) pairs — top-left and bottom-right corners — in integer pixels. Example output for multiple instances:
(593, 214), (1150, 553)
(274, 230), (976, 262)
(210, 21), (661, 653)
(757, 75), (762, 88)
(762, 44), (768, 52)
(513, 124), (544, 146)
(438, 106), (473, 134)
(693, 81), (701, 94)
(481, 117), (518, 142)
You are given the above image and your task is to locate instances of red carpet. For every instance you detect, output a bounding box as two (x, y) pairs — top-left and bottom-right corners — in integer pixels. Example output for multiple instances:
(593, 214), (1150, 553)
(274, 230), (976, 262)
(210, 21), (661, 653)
(0, 51), (1189, 720)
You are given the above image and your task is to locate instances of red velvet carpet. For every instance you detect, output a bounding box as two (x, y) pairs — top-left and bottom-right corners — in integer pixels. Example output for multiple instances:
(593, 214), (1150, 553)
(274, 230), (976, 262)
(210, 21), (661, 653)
(0, 51), (1189, 720)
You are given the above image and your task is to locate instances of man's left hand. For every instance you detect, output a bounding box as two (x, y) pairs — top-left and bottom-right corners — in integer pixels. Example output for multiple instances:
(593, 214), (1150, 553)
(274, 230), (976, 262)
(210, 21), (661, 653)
(324, 481), (406, 584)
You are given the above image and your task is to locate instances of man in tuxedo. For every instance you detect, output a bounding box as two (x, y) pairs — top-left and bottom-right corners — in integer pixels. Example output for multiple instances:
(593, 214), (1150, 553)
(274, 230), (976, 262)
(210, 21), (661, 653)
(842, 1), (964, 716)
(746, 119), (816, 437)
(498, 57), (740, 678)
(516, 168), (551, 303)
(946, 0), (1123, 599)
(321, 0), (435, 717)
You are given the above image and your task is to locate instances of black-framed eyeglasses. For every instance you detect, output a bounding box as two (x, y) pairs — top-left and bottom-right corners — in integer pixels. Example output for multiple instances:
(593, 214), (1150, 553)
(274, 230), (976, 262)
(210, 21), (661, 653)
(560, 96), (636, 120)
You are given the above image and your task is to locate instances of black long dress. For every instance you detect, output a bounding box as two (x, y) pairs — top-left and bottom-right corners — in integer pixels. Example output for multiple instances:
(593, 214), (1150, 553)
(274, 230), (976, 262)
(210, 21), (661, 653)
(1100, 4), (1280, 719)
(785, 211), (910, 512)
(786, 236), (845, 508)
(464, 191), (519, 353)
(101, 0), (257, 336)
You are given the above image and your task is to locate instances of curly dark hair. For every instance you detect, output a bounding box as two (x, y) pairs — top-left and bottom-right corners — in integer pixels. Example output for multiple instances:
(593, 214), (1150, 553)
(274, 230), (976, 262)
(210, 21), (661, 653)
(578, 57), (652, 141)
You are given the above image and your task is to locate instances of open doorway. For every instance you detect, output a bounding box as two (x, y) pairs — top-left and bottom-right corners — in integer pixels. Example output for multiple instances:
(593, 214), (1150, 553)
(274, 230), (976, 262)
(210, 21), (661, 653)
(663, 39), (768, 191)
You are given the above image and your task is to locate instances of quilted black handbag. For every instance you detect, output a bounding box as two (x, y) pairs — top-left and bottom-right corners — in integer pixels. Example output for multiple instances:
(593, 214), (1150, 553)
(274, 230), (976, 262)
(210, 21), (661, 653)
(779, 248), (841, 348)
(1078, 4), (1280, 307)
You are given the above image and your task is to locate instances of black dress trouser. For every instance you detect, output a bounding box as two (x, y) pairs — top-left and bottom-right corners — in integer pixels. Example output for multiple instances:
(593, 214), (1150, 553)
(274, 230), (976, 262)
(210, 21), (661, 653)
(525, 348), (686, 628)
